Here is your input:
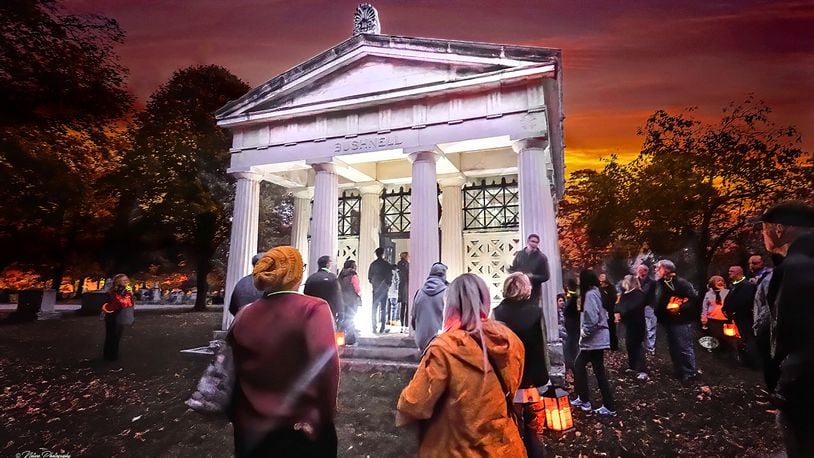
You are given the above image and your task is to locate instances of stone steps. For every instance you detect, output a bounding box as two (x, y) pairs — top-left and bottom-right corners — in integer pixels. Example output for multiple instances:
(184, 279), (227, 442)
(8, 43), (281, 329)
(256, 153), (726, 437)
(339, 344), (419, 363)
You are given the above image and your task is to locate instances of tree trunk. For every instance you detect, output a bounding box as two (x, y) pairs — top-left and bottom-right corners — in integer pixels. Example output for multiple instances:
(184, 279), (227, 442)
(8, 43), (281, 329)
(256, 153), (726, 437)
(193, 257), (210, 311)
(50, 264), (65, 293)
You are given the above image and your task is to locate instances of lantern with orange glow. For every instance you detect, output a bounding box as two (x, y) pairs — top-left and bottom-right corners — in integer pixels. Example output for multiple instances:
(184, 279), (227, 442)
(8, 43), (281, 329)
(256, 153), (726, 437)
(335, 331), (346, 346)
(723, 322), (740, 338)
(666, 296), (688, 312)
(542, 386), (574, 432)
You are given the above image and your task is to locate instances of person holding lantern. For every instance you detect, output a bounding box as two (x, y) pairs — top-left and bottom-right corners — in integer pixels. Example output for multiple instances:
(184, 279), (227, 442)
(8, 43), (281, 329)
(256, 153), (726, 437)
(101, 273), (134, 361)
(758, 202), (814, 458)
(722, 265), (758, 367)
(701, 275), (731, 353)
(396, 273), (527, 457)
(570, 269), (616, 415)
(493, 272), (550, 457)
(647, 259), (699, 384)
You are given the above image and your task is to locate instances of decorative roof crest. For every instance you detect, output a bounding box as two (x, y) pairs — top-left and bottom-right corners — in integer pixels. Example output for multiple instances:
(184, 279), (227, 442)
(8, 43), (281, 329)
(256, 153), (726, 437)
(353, 3), (381, 35)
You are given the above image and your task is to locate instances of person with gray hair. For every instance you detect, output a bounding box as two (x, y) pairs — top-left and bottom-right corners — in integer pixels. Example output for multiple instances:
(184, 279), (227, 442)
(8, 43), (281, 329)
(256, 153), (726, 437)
(228, 252), (266, 316)
(396, 273), (526, 456)
(411, 262), (448, 351)
(646, 259), (699, 384)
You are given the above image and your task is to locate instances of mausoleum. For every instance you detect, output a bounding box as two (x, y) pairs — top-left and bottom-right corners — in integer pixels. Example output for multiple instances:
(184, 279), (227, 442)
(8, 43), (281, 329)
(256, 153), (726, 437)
(216, 5), (565, 361)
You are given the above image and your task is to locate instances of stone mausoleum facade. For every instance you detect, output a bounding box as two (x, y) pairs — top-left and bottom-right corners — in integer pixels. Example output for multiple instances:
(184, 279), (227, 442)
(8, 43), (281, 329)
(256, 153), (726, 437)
(215, 18), (565, 365)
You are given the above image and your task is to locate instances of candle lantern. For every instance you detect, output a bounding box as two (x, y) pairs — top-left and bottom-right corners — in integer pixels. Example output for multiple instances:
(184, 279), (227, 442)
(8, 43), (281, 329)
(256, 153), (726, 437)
(723, 322), (740, 338)
(542, 386), (574, 432)
(335, 331), (346, 346)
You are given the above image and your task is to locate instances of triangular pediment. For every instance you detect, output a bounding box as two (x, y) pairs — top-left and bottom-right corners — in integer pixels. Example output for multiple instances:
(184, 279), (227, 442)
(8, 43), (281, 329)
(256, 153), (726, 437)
(251, 55), (507, 113)
(216, 34), (560, 122)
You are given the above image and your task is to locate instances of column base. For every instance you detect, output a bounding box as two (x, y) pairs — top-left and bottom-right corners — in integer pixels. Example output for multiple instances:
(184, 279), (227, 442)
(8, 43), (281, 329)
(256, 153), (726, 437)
(546, 340), (565, 382)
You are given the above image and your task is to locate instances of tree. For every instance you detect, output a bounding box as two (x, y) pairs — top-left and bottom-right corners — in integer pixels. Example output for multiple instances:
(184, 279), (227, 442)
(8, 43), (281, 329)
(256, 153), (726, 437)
(0, 0), (133, 288)
(124, 65), (249, 310)
(564, 97), (812, 287)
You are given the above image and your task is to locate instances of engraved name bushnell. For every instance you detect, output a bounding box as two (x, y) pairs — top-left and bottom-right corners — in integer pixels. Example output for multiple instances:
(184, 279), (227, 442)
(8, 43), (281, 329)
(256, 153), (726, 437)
(333, 135), (403, 152)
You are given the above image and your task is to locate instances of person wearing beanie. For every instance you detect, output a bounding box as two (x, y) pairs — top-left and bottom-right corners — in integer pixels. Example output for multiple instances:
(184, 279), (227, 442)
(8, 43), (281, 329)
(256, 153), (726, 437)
(228, 246), (340, 457)
(228, 252), (265, 316)
(411, 262), (448, 352)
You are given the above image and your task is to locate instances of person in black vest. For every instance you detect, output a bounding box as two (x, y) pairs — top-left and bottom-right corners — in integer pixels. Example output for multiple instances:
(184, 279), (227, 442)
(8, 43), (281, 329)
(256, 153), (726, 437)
(303, 256), (344, 325)
(722, 265), (757, 367)
(508, 233), (550, 305)
(368, 248), (393, 333)
(599, 273), (619, 351)
(759, 202), (814, 457)
(646, 259), (699, 384)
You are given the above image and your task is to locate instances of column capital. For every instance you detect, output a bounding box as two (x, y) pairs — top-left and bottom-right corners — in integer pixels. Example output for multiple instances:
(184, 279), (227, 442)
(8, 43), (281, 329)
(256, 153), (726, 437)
(437, 174), (466, 188)
(356, 182), (384, 195)
(230, 170), (262, 182)
(405, 147), (442, 164)
(306, 157), (340, 174)
(511, 137), (548, 153)
(291, 187), (314, 199)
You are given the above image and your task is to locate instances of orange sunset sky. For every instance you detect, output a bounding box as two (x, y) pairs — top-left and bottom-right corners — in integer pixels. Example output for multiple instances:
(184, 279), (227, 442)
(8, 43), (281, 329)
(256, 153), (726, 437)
(66, 0), (814, 172)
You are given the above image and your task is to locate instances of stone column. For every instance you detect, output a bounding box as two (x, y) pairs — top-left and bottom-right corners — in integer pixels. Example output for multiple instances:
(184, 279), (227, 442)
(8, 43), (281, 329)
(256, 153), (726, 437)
(407, 149), (441, 327)
(223, 171), (261, 330)
(308, 161), (339, 276)
(357, 183), (383, 309)
(513, 137), (564, 376)
(439, 176), (466, 280)
(290, 188), (313, 264)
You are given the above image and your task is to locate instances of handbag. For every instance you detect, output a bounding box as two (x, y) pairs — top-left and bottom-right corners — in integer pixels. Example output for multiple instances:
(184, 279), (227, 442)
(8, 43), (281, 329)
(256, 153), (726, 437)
(470, 335), (522, 430)
(185, 339), (236, 415)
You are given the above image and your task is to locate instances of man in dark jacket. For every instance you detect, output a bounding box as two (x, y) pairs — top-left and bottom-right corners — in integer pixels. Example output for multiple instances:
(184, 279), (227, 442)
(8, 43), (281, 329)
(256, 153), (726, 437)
(508, 233), (550, 304)
(599, 273), (619, 351)
(760, 202), (814, 457)
(229, 252), (265, 316)
(722, 265), (757, 367)
(647, 259), (698, 384)
(304, 256), (344, 324)
(368, 248), (393, 333)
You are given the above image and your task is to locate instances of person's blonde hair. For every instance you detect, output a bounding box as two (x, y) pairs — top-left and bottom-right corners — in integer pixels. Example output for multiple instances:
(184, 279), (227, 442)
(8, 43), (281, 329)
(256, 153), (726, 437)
(708, 275), (725, 289)
(444, 274), (491, 379)
(621, 274), (640, 292)
(502, 272), (531, 301)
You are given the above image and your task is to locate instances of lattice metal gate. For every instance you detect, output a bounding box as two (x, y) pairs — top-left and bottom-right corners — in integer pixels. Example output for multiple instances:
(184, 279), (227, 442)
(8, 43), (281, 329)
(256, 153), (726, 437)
(463, 231), (521, 301)
(337, 237), (359, 266)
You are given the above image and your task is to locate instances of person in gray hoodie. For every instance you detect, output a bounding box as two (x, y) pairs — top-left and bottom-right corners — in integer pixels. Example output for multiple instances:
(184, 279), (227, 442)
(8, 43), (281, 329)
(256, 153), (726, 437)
(411, 262), (448, 351)
(570, 269), (616, 416)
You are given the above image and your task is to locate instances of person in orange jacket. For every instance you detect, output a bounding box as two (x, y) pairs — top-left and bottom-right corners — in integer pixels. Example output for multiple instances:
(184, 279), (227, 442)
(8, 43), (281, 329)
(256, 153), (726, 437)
(396, 273), (527, 457)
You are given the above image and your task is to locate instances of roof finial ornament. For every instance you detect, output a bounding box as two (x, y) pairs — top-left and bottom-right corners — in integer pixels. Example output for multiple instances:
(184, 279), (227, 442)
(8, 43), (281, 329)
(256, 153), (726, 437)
(353, 3), (381, 35)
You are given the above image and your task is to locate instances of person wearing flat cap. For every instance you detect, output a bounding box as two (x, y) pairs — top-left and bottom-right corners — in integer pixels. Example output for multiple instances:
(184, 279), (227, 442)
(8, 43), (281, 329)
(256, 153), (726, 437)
(759, 201), (814, 458)
(228, 246), (340, 458)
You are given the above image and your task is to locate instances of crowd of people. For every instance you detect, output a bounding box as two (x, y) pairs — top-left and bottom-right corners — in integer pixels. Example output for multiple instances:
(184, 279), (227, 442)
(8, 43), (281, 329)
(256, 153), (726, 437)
(106, 200), (812, 457)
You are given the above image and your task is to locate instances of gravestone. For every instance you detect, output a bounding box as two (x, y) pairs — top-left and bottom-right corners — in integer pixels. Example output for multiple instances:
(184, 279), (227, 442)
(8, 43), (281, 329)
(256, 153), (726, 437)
(37, 289), (60, 320)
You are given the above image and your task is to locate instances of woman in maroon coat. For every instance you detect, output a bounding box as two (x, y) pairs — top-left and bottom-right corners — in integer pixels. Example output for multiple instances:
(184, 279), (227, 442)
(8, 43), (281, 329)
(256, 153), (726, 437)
(229, 246), (340, 458)
(101, 274), (134, 361)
